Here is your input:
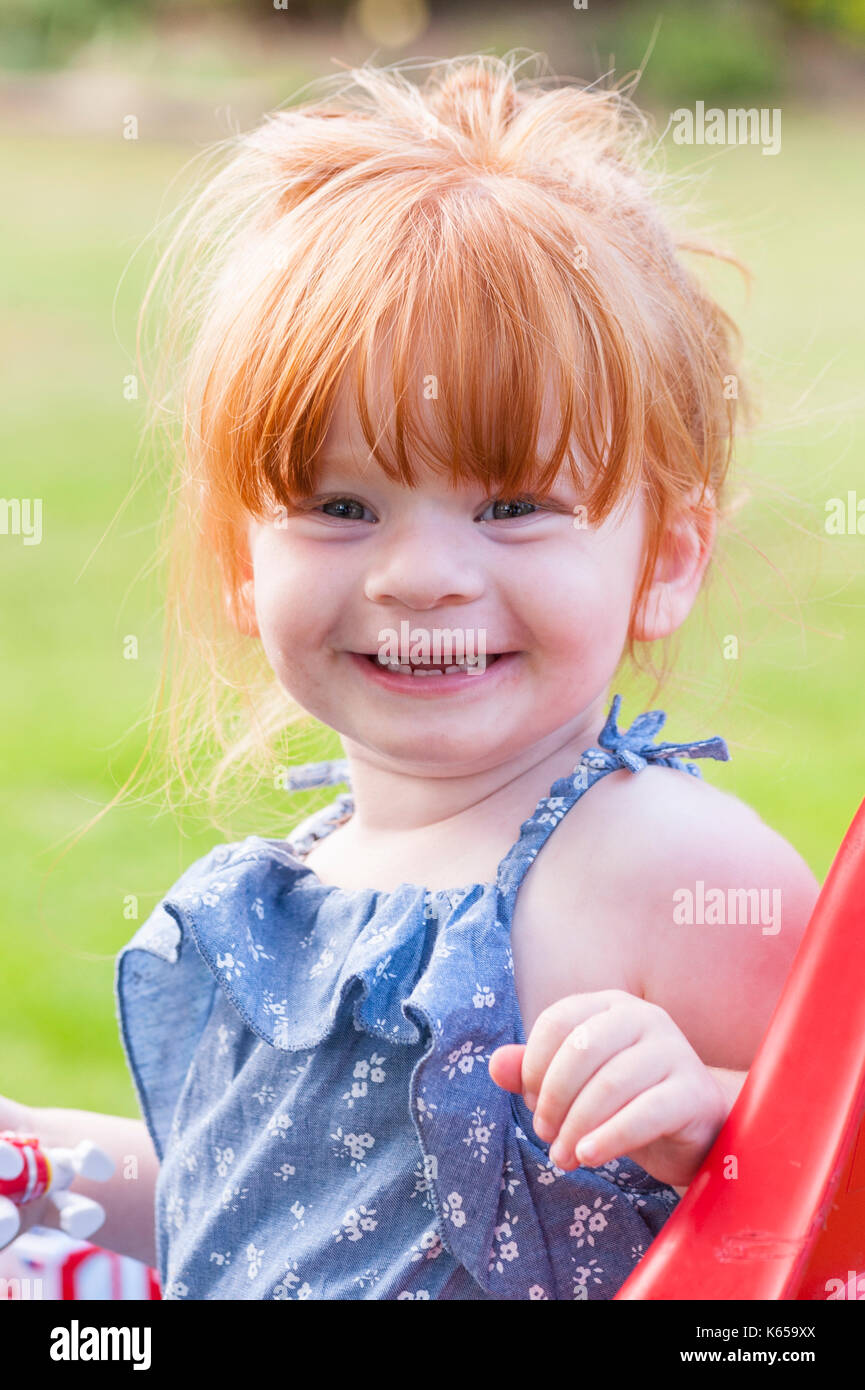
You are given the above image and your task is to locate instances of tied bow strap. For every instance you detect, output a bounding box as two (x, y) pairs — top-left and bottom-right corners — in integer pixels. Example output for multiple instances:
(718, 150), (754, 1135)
(278, 695), (730, 791)
(581, 693), (730, 778)
(279, 759), (351, 792)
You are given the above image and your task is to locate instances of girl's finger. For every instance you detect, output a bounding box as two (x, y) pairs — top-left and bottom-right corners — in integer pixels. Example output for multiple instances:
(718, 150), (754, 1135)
(487, 1043), (526, 1094)
(520, 994), (601, 1113)
(548, 1039), (673, 1169)
(521, 989), (640, 1111)
(528, 994), (647, 1143)
(567, 1075), (697, 1169)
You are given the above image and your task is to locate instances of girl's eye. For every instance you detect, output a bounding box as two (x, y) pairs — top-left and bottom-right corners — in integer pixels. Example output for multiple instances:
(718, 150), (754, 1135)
(316, 497), (376, 522)
(477, 497), (541, 522)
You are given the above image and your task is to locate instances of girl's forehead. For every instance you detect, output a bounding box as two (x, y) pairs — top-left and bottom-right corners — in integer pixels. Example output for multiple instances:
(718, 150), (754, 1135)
(316, 353), (596, 491)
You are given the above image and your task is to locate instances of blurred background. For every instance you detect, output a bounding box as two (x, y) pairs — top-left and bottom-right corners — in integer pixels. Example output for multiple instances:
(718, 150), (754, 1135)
(1, 0), (864, 1116)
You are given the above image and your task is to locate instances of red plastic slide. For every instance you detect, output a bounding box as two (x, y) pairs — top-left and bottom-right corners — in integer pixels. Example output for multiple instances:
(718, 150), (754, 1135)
(616, 795), (865, 1301)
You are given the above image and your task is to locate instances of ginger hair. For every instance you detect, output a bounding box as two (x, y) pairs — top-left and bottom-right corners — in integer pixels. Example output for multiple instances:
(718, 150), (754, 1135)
(83, 52), (754, 841)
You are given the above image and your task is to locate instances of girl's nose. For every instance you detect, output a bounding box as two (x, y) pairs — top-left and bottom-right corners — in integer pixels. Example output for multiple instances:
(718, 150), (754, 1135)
(362, 524), (485, 612)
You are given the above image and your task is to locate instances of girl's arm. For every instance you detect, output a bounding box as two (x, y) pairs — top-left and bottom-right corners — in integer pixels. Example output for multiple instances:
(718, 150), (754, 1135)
(7, 1098), (159, 1269)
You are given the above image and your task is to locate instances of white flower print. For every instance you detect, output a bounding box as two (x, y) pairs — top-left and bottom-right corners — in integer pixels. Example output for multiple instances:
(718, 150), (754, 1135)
(330, 1127), (375, 1171)
(569, 1194), (617, 1249)
(215, 950), (246, 983)
(216, 1023), (234, 1058)
(246, 933), (275, 964)
(180, 1146), (198, 1175)
(397, 1290), (431, 1299)
(528, 1285), (549, 1300)
(332, 1205), (378, 1243)
(290, 1052), (315, 1080)
(209, 1251), (232, 1267)
(408, 1160), (436, 1211)
(572, 1257), (605, 1292)
(272, 1260), (311, 1300)
(488, 1212), (520, 1275)
(273, 1161), (296, 1181)
(442, 1039), (489, 1080)
(251, 896), (265, 920)
(165, 1193), (185, 1232)
(499, 1159), (521, 1198)
(354, 1269), (380, 1290)
(261, 989), (288, 1021)
(414, 1086), (438, 1125)
(536, 1157), (566, 1186)
(373, 1016), (403, 1037)
(267, 1111), (293, 1138)
(246, 1242), (264, 1280)
(409, 1228), (444, 1262)
(537, 797), (568, 828)
(288, 1200), (306, 1230)
(164, 1279), (189, 1298)
(504, 944), (514, 975)
(220, 1183), (249, 1212)
(364, 917), (404, 947)
(630, 1243), (646, 1261)
(472, 983), (495, 1009)
(309, 938), (337, 979)
(462, 1106), (496, 1163)
(253, 1083), (277, 1108)
(441, 1191), (467, 1229)
(373, 954), (397, 984)
(341, 1052), (387, 1107)
(213, 1145), (234, 1177)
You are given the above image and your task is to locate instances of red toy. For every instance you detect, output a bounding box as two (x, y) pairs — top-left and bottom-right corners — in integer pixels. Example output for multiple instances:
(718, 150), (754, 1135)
(616, 793), (865, 1300)
(0, 1132), (114, 1249)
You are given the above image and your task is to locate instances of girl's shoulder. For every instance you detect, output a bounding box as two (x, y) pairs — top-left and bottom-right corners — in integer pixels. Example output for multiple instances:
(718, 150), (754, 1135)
(517, 761), (821, 1067)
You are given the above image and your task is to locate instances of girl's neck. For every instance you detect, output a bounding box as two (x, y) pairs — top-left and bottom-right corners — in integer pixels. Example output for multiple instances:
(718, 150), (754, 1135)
(337, 689), (610, 841)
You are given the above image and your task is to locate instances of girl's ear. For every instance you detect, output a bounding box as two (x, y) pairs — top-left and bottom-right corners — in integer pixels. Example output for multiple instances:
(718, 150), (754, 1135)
(632, 487), (716, 643)
(224, 540), (260, 639)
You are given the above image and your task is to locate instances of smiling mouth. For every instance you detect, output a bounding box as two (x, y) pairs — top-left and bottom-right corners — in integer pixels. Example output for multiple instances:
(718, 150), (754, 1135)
(357, 652), (504, 677)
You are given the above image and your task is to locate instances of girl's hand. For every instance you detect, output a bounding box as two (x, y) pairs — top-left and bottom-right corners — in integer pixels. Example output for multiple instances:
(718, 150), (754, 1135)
(488, 990), (728, 1189)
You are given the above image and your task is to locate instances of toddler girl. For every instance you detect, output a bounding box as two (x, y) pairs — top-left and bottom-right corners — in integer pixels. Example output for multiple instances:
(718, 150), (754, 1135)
(9, 53), (820, 1300)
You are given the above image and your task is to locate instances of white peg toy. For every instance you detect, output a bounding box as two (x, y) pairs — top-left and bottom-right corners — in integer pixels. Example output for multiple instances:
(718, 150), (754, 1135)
(0, 1130), (115, 1247)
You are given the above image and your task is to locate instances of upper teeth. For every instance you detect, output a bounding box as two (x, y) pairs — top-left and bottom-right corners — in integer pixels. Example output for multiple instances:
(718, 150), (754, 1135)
(374, 656), (490, 676)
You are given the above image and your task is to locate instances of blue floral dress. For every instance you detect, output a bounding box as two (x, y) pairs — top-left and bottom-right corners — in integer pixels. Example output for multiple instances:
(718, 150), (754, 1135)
(114, 694), (728, 1300)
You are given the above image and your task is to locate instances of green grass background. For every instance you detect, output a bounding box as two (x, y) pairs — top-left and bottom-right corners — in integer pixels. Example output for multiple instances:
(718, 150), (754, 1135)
(1, 108), (863, 1116)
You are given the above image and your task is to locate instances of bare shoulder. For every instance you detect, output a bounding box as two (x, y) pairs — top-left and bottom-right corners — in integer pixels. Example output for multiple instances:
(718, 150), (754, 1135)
(521, 764), (821, 1069)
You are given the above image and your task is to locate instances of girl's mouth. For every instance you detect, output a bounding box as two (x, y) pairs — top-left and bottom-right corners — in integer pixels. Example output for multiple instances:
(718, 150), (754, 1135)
(348, 650), (516, 693)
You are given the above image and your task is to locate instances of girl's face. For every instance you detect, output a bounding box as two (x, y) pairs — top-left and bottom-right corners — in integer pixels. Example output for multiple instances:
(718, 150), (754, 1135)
(245, 375), (649, 779)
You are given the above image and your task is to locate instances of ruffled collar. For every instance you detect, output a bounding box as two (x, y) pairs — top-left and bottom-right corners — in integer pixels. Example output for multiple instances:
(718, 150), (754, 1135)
(133, 693), (728, 1054)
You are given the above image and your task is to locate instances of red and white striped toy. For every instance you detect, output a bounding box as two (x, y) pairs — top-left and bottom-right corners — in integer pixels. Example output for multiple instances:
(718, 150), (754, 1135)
(0, 1131), (114, 1247)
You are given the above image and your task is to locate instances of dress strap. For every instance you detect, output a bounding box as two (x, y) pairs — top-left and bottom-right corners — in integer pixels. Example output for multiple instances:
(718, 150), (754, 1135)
(279, 758), (350, 792)
(279, 695), (730, 886)
(494, 693), (730, 904)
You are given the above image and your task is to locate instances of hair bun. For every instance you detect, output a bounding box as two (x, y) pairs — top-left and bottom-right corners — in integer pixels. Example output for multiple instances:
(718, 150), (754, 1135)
(430, 60), (522, 138)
